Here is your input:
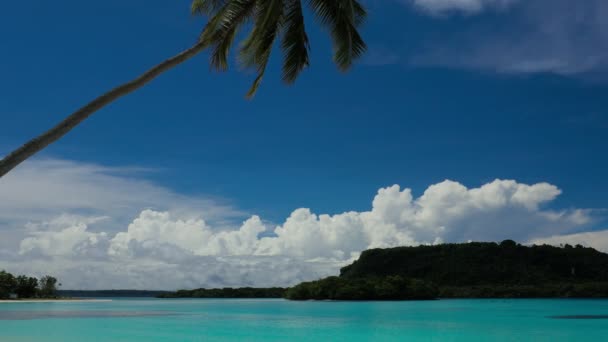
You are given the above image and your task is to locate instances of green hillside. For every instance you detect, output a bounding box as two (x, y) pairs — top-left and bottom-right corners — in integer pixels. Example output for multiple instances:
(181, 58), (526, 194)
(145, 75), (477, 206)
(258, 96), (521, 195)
(286, 241), (608, 300)
(340, 241), (608, 285)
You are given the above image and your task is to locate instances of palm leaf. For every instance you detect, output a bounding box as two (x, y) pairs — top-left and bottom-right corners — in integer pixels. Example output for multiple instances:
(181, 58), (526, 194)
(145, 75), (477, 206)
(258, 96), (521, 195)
(281, 0), (310, 83)
(191, 0), (227, 15)
(193, 0), (367, 96)
(238, 0), (285, 97)
(199, 0), (257, 71)
(308, 0), (367, 71)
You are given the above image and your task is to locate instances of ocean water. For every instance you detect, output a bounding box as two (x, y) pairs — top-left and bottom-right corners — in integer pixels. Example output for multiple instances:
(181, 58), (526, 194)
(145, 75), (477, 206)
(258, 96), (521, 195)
(1, 298), (607, 341)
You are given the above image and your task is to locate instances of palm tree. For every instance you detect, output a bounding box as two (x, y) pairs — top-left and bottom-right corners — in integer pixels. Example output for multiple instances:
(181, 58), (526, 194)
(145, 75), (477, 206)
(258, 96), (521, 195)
(0, 0), (366, 178)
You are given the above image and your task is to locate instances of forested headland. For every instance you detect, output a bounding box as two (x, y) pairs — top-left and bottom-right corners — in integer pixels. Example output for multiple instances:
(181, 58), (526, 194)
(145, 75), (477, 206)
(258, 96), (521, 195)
(286, 241), (608, 300)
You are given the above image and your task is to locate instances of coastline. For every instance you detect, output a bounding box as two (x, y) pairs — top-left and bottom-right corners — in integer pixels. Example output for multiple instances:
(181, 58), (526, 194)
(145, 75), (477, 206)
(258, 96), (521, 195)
(0, 299), (112, 303)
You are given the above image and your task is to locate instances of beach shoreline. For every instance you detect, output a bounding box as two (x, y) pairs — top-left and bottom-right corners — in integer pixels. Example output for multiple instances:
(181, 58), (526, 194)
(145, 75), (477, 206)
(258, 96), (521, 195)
(0, 299), (112, 303)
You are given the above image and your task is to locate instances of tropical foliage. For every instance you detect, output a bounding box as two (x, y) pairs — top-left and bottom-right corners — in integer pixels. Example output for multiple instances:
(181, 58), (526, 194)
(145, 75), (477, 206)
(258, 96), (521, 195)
(0, 271), (59, 299)
(285, 275), (438, 300)
(283, 241), (608, 300)
(0, 271), (16, 299)
(340, 241), (608, 285)
(158, 287), (287, 298)
(59, 290), (170, 298)
(194, 0), (367, 97)
(439, 282), (608, 298)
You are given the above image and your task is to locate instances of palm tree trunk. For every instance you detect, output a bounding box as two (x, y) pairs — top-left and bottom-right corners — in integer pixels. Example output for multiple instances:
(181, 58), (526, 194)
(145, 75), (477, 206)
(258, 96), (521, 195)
(0, 40), (208, 179)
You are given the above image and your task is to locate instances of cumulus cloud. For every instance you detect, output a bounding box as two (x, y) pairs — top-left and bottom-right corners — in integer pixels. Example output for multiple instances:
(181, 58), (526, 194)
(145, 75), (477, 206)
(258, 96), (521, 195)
(0, 160), (599, 289)
(530, 230), (608, 253)
(19, 215), (109, 258)
(411, 0), (517, 14)
(0, 158), (244, 253)
(108, 211), (266, 259)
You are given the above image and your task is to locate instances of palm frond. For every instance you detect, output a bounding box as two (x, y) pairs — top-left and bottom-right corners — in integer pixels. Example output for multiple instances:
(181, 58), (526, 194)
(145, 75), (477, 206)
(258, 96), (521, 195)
(191, 0), (227, 16)
(308, 0), (367, 71)
(281, 0), (310, 83)
(238, 0), (285, 97)
(347, 0), (366, 26)
(201, 0), (257, 71)
(193, 0), (367, 97)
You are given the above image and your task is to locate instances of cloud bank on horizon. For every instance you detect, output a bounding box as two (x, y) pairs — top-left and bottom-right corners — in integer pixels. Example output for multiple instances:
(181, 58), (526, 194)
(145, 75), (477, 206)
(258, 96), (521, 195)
(0, 159), (604, 290)
(394, 0), (608, 76)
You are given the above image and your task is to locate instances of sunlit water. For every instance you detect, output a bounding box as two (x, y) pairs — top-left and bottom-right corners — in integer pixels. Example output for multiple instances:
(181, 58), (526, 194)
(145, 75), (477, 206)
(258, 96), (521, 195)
(1, 298), (607, 341)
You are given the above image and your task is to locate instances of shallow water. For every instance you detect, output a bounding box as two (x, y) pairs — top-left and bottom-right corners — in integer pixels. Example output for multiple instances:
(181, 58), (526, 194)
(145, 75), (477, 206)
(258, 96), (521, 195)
(1, 298), (607, 341)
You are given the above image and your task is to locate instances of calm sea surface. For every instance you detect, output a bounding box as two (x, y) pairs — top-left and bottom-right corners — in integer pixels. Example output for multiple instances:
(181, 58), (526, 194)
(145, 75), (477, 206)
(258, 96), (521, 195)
(1, 298), (607, 341)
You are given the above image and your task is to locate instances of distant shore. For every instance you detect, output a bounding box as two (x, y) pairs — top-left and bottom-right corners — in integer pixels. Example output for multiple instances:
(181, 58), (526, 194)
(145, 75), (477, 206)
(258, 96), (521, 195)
(0, 299), (112, 303)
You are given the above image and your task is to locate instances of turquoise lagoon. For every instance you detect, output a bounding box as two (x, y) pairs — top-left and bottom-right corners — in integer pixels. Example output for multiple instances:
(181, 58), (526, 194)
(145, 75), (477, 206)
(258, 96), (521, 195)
(1, 299), (607, 341)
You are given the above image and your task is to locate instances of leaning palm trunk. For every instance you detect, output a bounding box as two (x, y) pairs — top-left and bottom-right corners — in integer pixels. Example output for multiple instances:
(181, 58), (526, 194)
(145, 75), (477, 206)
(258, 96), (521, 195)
(0, 40), (207, 178)
(0, 0), (367, 179)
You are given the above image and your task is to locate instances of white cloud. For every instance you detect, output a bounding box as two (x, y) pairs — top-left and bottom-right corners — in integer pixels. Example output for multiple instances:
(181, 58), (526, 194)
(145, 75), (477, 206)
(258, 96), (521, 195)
(107, 211), (267, 258)
(19, 215), (109, 258)
(0, 158), (244, 227)
(409, 0), (608, 76)
(530, 230), (608, 252)
(411, 0), (517, 14)
(0, 159), (599, 289)
(0, 158), (244, 254)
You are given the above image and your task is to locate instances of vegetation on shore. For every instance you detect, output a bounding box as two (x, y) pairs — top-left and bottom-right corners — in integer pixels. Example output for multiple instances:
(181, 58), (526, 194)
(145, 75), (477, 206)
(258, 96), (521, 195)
(328, 240), (608, 299)
(58, 290), (170, 298)
(158, 287), (287, 299)
(285, 275), (438, 300)
(276, 241), (608, 300)
(341, 241), (608, 284)
(0, 270), (59, 299)
(438, 282), (608, 298)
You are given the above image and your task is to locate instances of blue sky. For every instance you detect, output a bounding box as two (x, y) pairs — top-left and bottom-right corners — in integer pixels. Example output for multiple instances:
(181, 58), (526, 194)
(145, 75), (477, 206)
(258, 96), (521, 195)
(1, 0), (608, 289)
(2, 0), (607, 219)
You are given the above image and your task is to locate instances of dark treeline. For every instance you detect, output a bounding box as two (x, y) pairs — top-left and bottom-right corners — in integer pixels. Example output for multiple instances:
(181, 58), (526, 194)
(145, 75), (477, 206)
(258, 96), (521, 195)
(341, 241), (608, 284)
(285, 276), (437, 300)
(0, 270), (59, 299)
(287, 241), (608, 300)
(58, 290), (171, 298)
(158, 287), (287, 299)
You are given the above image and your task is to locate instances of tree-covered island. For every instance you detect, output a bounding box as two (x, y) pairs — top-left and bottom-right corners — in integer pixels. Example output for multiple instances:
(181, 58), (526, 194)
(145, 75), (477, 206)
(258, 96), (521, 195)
(0, 271), (59, 300)
(160, 241), (608, 300)
(287, 241), (608, 300)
